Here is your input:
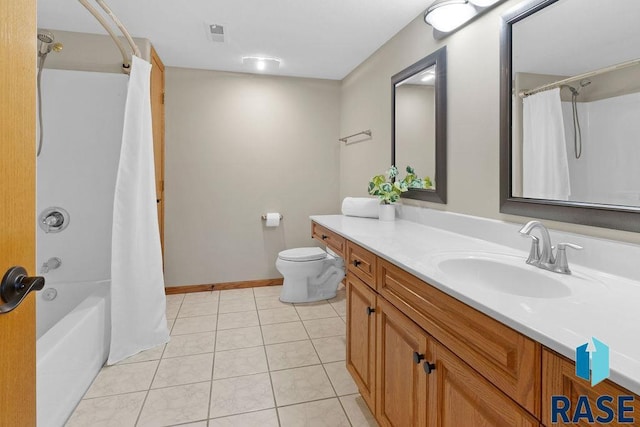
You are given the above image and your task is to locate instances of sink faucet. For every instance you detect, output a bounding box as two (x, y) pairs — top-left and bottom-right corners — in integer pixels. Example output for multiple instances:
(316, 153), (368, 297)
(519, 220), (582, 274)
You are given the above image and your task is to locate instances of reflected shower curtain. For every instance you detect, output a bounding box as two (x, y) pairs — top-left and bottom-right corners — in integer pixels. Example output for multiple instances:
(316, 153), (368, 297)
(522, 88), (571, 200)
(108, 56), (169, 364)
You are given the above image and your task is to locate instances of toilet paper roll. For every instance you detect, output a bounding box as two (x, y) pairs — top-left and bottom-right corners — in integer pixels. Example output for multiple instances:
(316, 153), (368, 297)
(265, 212), (281, 227)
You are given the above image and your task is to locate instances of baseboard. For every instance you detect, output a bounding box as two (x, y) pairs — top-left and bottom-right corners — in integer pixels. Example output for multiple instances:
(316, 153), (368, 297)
(165, 278), (283, 295)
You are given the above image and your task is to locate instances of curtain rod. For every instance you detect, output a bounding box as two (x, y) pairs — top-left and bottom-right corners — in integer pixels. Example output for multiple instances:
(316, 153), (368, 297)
(519, 57), (640, 98)
(78, 0), (140, 74)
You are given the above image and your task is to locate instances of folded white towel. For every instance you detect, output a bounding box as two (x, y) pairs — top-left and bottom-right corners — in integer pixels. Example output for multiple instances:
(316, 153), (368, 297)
(341, 197), (379, 218)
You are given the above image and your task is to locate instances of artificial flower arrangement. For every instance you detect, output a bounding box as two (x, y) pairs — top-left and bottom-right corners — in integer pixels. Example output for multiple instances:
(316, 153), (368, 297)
(368, 165), (433, 204)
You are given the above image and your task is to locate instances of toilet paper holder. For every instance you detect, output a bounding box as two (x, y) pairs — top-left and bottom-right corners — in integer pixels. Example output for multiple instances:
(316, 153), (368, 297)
(261, 214), (283, 220)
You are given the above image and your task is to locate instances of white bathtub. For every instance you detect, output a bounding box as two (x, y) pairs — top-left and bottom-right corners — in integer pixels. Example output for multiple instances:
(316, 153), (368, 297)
(36, 280), (110, 427)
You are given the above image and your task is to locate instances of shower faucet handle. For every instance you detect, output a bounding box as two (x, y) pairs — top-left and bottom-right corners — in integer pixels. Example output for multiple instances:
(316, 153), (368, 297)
(41, 257), (62, 274)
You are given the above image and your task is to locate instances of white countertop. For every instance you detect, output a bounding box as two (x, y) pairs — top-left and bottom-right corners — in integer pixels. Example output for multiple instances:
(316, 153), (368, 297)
(311, 214), (640, 395)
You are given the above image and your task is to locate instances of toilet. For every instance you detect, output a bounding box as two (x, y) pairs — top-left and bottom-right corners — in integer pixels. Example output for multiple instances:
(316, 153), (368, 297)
(276, 247), (345, 303)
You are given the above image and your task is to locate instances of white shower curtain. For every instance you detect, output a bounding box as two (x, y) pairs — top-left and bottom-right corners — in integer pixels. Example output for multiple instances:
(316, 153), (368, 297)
(108, 56), (169, 364)
(522, 88), (571, 200)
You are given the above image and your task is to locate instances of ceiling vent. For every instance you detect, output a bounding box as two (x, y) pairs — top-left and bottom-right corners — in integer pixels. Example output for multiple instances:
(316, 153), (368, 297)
(207, 24), (225, 43)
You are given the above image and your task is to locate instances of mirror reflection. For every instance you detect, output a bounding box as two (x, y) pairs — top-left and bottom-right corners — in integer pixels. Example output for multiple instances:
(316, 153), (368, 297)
(510, 0), (640, 207)
(395, 64), (436, 189)
(392, 46), (447, 204)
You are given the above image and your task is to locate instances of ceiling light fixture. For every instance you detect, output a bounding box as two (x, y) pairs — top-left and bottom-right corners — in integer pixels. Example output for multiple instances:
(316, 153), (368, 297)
(468, 0), (499, 6)
(424, 0), (504, 37)
(242, 56), (280, 73)
(424, 0), (476, 33)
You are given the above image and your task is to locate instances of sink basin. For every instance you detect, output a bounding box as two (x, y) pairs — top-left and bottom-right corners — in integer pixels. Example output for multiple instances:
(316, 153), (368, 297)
(436, 255), (572, 298)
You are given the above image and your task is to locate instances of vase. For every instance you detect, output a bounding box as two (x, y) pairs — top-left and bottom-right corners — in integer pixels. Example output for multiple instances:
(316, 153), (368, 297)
(378, 203), (395, 221)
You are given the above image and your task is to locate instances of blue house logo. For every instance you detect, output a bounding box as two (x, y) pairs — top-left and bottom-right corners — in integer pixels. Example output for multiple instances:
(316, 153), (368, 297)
(576, 337), (609, 386)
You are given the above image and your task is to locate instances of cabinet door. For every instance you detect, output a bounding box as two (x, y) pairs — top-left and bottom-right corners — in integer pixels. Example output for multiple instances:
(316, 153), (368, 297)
(542, 349), (640, 427)
(376, 297), (429, 427)
(346, 273), (377, 411)
(428, 341), (538, 427)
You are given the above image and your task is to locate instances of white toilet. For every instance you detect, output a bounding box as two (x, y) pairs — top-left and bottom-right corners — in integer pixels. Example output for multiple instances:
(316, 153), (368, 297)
(276, 247), (345, 303)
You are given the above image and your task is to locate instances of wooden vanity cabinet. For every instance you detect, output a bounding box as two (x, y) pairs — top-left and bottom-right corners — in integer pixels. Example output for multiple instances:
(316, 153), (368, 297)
(311, 221), (638, 427)
(346, 273), (377, 411)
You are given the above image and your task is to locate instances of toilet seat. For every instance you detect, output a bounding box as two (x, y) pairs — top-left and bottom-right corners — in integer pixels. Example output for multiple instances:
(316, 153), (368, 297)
(278, 247), (327, 262)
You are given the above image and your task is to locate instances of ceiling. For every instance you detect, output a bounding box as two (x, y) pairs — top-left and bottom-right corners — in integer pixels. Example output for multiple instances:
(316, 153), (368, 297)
(512, 0), (640, 76)
(37, 0), (431, 80)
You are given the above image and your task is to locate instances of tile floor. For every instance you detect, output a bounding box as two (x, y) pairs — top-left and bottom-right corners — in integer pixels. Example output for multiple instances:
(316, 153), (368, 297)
(66, 285), (378, 427)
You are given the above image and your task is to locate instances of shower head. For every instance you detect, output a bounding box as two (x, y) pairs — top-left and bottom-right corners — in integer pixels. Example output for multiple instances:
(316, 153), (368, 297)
(37, 31), (55, 44)
(561, 84), (579, 96)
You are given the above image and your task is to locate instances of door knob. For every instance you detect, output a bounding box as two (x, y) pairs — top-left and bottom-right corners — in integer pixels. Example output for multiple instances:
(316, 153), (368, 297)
(0, 266), (45, 314)
(366, 306), (375, 316)
(423, 361), (436, 374)
(413, 352), (425, 364)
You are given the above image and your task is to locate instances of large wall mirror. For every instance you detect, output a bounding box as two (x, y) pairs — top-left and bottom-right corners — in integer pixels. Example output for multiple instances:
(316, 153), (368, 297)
(392, 46), (447, 204)
(500, 0), (640, 232)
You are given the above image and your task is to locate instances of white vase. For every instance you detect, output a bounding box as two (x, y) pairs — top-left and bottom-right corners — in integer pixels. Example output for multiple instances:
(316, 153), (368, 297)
(378, 203), (395, 221)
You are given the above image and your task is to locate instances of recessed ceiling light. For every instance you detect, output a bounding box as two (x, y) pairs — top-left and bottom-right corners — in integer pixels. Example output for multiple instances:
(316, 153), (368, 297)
(421, 74), (435, 83)
(242, 56), (281, 73)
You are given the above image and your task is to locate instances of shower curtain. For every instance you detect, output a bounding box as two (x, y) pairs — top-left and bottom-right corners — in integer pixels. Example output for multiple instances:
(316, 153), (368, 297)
(522, 88), (571, 200)
(108, 56), (169, 364)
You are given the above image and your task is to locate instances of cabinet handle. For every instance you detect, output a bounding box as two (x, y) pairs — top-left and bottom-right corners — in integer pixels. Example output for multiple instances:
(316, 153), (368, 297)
(423, 361), (436, 374)
(353, 260), (362, 267)
(413, 352), (425, 364)
(366, 306), (375, 316)
(321, 234), (328, 240)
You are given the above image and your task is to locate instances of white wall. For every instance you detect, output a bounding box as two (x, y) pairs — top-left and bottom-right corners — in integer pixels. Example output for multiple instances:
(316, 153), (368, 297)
(564, 92), (640, 206)
(164, 68), (341, 286)
(395, 84), (435, 181)
(37, 69), (127, 283)
(340, 4), (640, 244)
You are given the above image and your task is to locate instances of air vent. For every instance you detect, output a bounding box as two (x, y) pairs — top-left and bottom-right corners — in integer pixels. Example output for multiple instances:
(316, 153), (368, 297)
(208, 24), (225, 43)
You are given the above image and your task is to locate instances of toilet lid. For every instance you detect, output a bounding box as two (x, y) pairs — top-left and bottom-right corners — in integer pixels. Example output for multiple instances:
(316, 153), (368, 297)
(278, 247), (327, 262)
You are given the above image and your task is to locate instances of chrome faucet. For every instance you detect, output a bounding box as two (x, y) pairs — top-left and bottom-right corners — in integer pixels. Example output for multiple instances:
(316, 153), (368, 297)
(519, 220), (582, 274)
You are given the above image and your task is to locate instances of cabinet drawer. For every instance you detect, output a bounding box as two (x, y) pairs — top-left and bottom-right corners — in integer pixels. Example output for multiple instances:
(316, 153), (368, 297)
(311, 222), (345, 256)
(542, 349), (640, 426)
(377, 258), (541, 417)
(346, 241), (377, 289)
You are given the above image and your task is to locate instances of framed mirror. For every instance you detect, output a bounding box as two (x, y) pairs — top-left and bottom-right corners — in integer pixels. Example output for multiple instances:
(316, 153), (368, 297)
(500, 0), (640, 232)
(392, 46), (447, 204)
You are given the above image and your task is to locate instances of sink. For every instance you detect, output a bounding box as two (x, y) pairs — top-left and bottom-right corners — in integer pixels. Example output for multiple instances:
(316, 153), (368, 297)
(435, 255), (572, 298)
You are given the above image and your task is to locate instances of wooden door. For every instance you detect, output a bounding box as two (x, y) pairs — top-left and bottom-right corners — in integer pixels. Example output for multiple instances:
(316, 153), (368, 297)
(375, 297), (429, 427)
(150, 46), (165, 255)
(0, 0), (37, 425)
(346, 273), (377, 411)
(428, 341), (538, 427)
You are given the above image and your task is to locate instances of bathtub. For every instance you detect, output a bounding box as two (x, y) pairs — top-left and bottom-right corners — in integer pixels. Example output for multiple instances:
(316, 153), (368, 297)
(36, 280), (110, 427)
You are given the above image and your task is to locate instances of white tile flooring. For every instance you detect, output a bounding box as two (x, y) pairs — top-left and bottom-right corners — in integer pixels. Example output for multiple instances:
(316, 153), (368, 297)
(66, 285), (378, 427)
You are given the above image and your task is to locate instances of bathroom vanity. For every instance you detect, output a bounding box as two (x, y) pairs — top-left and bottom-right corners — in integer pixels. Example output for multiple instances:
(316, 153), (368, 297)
(311, 215), (640, 426)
